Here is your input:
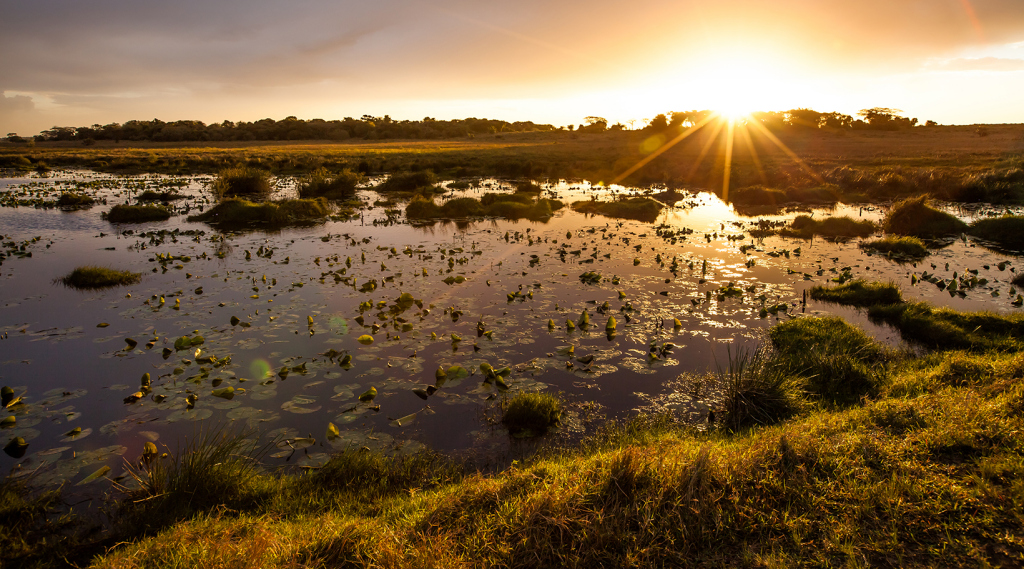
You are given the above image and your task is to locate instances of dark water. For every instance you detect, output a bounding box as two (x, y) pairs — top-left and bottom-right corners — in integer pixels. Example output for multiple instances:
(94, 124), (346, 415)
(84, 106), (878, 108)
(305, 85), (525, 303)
(0, 171), (1021, 496)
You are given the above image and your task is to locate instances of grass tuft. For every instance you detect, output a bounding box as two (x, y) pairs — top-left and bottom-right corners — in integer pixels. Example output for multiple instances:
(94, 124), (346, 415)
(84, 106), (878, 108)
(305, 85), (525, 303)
(56, 192), (95, 207)
(968, 215), (1024, 250)
(297, 167), (360, 199)
(883, 196), (967, 237)
(502, 392), (562, 436)
(407, 193), (562, 220)
(212, 166), (273, 200)
(781, 214), (875, 239)
(717, 347), (803, 430)
(571, 197), (663, 222)
(809, 279), (903, 307)
(104, 204), (171, 223)
(379, 170), (437, 192)
(136, 190), (185, 202)
(58, 265), (141, 289)
(860, 235), (929, 260)
(188, 197), (333, 226)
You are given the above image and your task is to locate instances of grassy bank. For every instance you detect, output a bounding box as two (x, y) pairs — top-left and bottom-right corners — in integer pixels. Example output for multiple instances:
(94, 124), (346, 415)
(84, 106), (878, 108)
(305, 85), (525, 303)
(5, 291), (1024, 567)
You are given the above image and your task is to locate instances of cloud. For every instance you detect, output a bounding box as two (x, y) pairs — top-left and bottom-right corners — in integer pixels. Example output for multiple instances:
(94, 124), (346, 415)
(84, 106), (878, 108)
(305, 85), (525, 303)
(930, 56), (1024, 72)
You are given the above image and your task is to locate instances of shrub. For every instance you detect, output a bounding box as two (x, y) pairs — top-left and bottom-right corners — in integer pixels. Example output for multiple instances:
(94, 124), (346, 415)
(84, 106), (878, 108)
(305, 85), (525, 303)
(58, 266), (141, 289)
(297, 168), (360, 199)
(104, 204), (171, 223)
(502, 392), (562, 436)
(883, 196), (967, 237)
(212, 166), (273, 199)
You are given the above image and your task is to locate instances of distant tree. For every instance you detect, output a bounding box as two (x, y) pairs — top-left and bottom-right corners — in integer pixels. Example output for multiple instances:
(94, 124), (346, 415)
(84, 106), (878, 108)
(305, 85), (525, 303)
(925, 120), (938, 127)
(582, 116), (608, 132)
(857, 108), (917, 130)
(787, 108), (824, 128)
(5, 133), (26, 143)
(644, 114), (669, 131)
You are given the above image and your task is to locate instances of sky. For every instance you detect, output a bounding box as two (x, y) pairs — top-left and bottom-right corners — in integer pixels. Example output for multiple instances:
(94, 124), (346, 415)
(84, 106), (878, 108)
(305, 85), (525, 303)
(2, 0), (1024, 135)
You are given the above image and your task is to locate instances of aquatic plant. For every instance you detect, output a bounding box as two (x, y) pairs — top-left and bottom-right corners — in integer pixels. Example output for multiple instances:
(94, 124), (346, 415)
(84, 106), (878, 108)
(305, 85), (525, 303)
(187, 197), (333, 225)
(571, 197), (663, 222)
(136, 190), (185, 202)
(860, 236), (929, 260)
(781, 215), (875, 239)
(104, 204), (171, 223)
(809, 280), (903, 307)
(57, 266), (141, 289)
(297, 167), (360, 199)
(883, 196), (967, 237)
(378, 170), (437, 192)
(502, 392), (562, 436)
(212, 166), (273, 199)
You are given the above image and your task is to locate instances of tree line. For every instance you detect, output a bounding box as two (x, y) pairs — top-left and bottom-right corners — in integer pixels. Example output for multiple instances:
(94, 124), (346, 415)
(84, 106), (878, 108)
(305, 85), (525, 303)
(5, 107), (930, 144)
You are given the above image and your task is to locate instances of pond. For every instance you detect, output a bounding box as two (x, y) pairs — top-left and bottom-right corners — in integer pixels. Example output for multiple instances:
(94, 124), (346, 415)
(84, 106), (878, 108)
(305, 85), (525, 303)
(1, 170), (1021, 497)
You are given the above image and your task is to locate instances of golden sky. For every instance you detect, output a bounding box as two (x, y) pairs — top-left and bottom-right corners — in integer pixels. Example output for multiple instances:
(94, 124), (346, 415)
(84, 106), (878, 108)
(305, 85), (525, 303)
(2, 0), (1023, 134)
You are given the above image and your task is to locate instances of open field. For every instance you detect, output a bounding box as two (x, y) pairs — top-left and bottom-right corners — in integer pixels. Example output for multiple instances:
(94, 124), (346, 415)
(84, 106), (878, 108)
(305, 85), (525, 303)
(3, 124), (1024, 202)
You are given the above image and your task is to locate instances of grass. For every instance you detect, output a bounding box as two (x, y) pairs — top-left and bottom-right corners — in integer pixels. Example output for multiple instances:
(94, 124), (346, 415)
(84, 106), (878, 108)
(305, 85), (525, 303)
(860, 235), (929, 260)
(296, 167), (360, 199)
(780, 214), (876, 239)
(716, 347), (803, 430)
(136, 190), (185, 202)
(55, 192), (94, 206)
(968, 215), (1024, 250)
(378, 170), (437, 192)
(103, 204), (171, 223)
(1013, 272), (1024, 288)
(187, 197), (334, 226)
(9, 300), (1024, 567)
(212, 166), (273, 199)
(869, 301), (1024, 352)
(809, 279), (903, 306)
(883, 196), (968, 237)
(571, 197), (663, 222)
(57, 266), (141, 289)
(501, 392), (562, 436)
(406, 193), (563, 221)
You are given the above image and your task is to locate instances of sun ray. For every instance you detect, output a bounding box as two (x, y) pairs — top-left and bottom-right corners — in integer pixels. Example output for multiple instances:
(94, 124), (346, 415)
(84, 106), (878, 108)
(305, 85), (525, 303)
(746, 119), (825, 185)
(722, 118), (736, 202)
(611, 114), (716, 185)
(736, 121), (768, 186)
(685, 119), (726, 182)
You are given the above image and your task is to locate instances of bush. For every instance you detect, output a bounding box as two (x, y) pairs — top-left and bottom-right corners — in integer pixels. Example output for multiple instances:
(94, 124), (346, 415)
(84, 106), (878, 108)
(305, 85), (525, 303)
(212, 166), (273, 199)
(58, 266), (141, 289)
(104, 204), (171, 223)
(883, 196), (967, 237)
(502, 392), (562, 436)
(297, 168), (360, 199)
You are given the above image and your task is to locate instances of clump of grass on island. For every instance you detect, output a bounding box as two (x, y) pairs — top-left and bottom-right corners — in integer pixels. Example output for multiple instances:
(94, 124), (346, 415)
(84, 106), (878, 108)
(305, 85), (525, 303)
(967, 215), (1024, 250)
(57, 266), (141, 289)
(55, 192), (94, 207)
(212, 166), (273, 200)
(780, 215), (875, 239)
(187, 197), (334, 226)
(104, 204), (172, 223)
(137, 190), (185, 202)
(883, 196), (967, 237)
(502, 391), (562, 437)
(868, 301), (1024, 352)
(571, 197), (663, 222)
(729, 185), (788, 208)
(297, 167), (360, 199)
(378, 170), (437, 192)
(514, 180), (542, 193)
(860, 236), (929, 260)
(406, 193), (562, 221)
(809, 279), (903, 307)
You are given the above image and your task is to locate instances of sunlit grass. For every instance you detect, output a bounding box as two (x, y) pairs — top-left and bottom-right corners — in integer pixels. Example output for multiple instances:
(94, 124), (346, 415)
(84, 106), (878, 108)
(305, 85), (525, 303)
(57, 266), (141, 289)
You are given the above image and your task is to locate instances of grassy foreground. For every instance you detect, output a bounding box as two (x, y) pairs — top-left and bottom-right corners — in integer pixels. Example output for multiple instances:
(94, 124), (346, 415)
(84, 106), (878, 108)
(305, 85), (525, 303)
(5, 292), (1024, 567)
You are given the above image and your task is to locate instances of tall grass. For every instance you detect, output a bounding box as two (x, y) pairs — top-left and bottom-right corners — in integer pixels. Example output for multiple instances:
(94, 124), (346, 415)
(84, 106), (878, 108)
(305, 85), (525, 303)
(860, 235), (929, 260)
(968, 215), (1024, 250)
(187, 197), (333, 226)
(502, 392), (563, 436)
(212, 166), (273, 200)
(717, 347), (803, 430)
(883, 196), (967, 237)
(104, 204), (171, 223)
(571, 197), (663, 222)
(781, 214), (876, 239)
(296, 167), (360, 199)
(809, 279), (903, 307)
(57, 266), (141, 289)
